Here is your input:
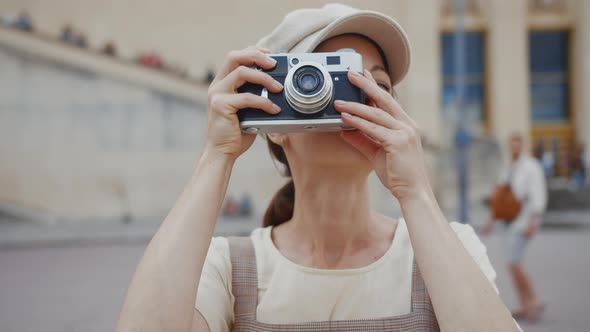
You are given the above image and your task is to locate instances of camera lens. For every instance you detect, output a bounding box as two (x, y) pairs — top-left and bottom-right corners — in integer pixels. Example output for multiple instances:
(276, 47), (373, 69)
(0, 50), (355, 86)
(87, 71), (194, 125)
(284, 62), (333, 114)
(299, 74), (318, 91)
(293, 66), (323, 95)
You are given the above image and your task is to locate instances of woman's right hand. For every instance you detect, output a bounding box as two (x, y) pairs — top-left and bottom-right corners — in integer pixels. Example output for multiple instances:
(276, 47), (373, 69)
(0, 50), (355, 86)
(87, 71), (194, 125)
(204, 47), (284, 159)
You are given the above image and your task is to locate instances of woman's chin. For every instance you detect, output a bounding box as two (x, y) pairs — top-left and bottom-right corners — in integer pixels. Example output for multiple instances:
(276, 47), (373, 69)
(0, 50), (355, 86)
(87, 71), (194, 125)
(338, 141), (372, 164)
(289, 131), (371, 167)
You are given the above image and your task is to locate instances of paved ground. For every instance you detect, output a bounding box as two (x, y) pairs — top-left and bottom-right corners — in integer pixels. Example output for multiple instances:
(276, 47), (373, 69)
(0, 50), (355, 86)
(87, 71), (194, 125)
(0, 218), (589, 331)
(484, 228), (590, 332)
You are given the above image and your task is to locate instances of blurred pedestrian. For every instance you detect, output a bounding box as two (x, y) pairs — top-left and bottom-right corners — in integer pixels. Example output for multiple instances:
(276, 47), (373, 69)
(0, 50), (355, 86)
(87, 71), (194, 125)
(533, 138), (554, 177)
(221, 195), (239, 217)
(541, 148), (555, 178)
(0, 13), (18, 27)
(14, 11), (33, 32)
(481, 132), (547, 322)
(238, 193), (253, 217)
(137, 52), (163, 69)
(61, 25), (88, 48)
(101, 41), (117, 57)
(568, 143), (586, 191)
(61, 25), (77, 44)
(533, 139), (543, 160)
(75, 33), (88, 48)
(205, 67), (215, 84)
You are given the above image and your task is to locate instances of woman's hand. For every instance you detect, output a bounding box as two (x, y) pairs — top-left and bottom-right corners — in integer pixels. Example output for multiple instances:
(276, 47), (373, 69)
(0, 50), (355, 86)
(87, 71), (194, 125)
(335, 71), (520, 332)
(334, 69), (431, 203)
(205, 47), (283, 160)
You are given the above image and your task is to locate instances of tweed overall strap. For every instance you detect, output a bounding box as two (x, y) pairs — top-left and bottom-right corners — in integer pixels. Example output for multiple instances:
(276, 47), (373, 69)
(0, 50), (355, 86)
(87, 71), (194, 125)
(228, 236), (440, 331)
(228, 236), (259, 321)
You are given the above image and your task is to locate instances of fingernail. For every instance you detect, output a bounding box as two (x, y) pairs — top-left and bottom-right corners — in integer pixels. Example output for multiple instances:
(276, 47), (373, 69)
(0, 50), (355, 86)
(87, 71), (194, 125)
(273, 104), (282, 113)
(267, 57), (277, 66)
(349, 69), (361, 77)
(341, 112), (352, 117)
(272, 80), (283, 89)
(334, 100), (347, 106)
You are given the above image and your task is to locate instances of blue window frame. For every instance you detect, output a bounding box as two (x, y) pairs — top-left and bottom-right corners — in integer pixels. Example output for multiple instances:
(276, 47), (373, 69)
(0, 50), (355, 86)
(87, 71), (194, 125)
(441, 32), (485, 124)
(529, 31), (570, 123)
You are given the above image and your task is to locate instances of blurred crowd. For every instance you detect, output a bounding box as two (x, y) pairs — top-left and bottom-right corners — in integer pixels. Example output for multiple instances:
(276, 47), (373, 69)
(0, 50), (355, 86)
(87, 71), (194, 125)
(0, 10), (33, 32)
(0, 10), (216, 84)
(533, 139), (586, 191)
(222, 193), (254, 218)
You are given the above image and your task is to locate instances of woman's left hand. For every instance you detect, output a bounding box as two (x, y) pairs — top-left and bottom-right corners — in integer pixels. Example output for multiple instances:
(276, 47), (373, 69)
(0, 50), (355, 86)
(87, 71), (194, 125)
(334, 69), (431, 203)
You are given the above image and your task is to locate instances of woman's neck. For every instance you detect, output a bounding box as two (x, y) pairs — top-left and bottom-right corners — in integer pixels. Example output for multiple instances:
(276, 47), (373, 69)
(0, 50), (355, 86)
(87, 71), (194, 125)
(286, 167), (375, 262)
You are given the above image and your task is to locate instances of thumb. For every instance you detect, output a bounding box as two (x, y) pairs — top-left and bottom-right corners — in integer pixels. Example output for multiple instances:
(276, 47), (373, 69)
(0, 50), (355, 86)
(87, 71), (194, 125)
(340, 130), (379, 161)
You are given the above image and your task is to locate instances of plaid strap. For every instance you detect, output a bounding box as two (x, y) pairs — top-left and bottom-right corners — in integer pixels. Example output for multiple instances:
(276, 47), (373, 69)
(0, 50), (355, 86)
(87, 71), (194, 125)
(410, 257), (436, 317)
(228, 236), (258, 321)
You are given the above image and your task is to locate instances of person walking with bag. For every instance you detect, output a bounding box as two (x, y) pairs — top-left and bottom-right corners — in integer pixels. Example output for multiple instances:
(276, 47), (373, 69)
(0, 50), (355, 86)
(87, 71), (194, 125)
(481, 132), (547, 322)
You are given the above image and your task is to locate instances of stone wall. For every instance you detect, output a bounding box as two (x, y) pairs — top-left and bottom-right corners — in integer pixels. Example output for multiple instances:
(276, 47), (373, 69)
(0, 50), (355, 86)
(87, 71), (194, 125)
(0, 44), (399, 222)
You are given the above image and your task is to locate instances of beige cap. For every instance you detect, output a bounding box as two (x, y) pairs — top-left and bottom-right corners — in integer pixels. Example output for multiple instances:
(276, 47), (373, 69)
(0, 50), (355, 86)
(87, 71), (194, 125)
(257, 3), (411, 86)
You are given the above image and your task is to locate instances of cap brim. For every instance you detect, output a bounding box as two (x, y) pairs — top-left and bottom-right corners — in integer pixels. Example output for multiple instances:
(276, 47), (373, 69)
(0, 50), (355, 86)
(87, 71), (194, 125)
(290, 11), (411, 86)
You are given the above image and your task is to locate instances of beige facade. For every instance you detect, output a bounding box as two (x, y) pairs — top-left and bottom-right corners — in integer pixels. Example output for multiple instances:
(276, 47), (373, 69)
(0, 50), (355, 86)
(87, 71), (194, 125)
(1, 0), (587, 148)
(487, 0), (531, 151)
(441, 0), (587, 168)
(0, 0), (588, 221)
(574, 0), (590, 157)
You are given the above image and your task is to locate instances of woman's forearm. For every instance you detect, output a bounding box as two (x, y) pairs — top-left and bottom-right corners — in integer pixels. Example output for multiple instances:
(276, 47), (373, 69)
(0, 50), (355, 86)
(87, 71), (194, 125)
(117, 149), (235, 331)
(399, 189), (518, 332)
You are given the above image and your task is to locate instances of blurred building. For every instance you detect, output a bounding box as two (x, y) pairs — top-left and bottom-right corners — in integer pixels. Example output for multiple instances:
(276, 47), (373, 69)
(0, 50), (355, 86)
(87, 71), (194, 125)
(438, 0), (588, 177)
(0, 0), (588, 222)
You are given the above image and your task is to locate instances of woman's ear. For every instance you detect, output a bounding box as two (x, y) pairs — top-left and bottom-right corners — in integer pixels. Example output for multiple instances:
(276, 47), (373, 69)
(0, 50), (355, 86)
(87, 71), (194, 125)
(267, 133), (288, 146)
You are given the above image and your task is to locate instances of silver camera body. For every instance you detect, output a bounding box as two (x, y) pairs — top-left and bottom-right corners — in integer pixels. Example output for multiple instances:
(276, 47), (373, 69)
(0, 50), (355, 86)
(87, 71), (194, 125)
(237, 51), (365, 133)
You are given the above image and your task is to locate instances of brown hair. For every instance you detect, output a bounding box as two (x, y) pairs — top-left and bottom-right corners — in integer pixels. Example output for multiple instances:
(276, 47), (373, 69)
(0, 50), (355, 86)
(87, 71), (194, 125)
(262, 137), (295, 227)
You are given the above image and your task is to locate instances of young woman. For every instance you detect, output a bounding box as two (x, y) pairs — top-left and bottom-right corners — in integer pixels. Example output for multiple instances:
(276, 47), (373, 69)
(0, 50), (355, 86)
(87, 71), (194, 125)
(117, 4), (521, 331)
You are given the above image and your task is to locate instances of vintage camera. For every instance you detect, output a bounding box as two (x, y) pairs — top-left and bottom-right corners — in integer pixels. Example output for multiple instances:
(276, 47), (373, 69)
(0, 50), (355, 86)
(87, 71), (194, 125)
(237, 51), (365, 133)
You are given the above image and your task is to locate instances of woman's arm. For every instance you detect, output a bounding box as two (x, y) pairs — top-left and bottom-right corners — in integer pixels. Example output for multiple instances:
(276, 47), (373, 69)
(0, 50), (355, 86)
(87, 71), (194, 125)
(400, 189), (518, 331)
(336, 69), (518, 331)
(117, 46), (283, 331)
(117, 150), (234, 331)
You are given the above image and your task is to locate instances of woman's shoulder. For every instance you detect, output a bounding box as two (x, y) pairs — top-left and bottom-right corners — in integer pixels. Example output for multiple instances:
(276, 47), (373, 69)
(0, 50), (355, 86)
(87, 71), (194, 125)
(396, 219), (487, 259)
(206, 227), (268, 261)
(448, 221), (497, 287)
(448, 220), (477, 236)
(396, 218), (478, 238)
(448, 221), (487, 254)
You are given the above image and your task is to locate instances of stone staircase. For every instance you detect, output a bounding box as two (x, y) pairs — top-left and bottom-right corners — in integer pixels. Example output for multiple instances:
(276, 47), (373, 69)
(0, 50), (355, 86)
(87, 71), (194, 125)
(548, 186), (590, 210)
